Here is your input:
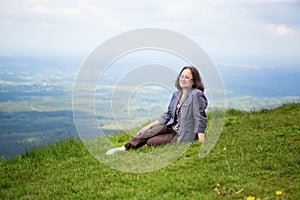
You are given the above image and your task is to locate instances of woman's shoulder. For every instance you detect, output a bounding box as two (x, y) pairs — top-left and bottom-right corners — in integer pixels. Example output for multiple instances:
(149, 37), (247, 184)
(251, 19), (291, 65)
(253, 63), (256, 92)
(172, 90), (181, 96)
(191, 88), (207, 100)
(191, 88), (204, 95)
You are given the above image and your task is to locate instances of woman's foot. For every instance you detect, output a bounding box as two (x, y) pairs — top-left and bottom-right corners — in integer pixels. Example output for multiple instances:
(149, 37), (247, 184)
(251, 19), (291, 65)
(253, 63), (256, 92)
(106, 146), (126, 155)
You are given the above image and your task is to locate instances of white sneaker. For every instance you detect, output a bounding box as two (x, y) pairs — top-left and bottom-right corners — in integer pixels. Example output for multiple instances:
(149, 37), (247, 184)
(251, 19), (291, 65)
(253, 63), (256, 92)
(106, 146), (126, 155)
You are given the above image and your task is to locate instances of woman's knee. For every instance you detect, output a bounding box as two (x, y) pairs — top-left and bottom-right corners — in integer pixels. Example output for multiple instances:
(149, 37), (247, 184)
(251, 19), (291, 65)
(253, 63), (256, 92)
(146, 134), (175, 146)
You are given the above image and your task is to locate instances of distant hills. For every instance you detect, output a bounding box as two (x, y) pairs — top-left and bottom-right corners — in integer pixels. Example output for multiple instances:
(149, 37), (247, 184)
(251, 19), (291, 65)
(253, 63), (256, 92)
(0, 56), (299, 158)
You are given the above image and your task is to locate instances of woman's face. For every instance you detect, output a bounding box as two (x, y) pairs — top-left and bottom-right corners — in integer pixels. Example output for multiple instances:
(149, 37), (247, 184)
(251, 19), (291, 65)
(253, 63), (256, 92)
(179, 68), (194, 90)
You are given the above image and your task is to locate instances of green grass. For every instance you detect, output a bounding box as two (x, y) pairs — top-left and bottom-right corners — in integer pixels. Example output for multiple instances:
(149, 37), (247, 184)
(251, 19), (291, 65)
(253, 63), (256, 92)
(1, 103), (299, 199)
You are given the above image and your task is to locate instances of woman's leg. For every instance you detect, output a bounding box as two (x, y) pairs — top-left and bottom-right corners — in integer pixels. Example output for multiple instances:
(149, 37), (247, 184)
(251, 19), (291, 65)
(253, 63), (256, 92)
(146, 127), (177, 146)
(125, 124), (168, 149)
(106, 124), (174, 155)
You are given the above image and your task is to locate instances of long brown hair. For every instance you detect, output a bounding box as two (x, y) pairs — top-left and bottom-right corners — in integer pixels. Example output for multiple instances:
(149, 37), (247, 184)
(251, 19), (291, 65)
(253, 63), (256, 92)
(175, 66), (205, 92)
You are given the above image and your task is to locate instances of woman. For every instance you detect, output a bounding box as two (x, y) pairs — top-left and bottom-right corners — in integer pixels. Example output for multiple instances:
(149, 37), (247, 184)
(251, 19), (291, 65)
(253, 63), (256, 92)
(106, 66), (208, 155)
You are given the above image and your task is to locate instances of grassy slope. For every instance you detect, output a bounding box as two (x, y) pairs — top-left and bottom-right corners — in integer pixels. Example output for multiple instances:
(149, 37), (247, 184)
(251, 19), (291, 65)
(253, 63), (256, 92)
(0, 103), (299, 200)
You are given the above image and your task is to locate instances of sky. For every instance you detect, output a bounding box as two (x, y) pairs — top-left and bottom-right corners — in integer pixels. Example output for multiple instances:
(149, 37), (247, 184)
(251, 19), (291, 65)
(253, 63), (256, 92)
(0, 0), (299, 63)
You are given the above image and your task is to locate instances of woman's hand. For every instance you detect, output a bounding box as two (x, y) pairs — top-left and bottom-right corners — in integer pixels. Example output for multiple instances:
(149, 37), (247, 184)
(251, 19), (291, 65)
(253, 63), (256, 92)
(137, 125), (151, 135)
(198, 133), (205, 143)
(137, 120), (161, 135)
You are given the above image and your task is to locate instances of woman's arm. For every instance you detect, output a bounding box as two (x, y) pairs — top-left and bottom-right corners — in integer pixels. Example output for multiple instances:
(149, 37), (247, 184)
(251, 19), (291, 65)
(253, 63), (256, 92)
(137, 92), (176, 135)
(137, 120), (162, 135)
(193, 91), (208, 143)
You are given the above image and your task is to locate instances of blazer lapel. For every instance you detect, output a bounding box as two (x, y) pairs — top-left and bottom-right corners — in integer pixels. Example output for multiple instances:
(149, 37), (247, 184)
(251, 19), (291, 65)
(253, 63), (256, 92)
(180, 88), (193, 104)
(175, 91), (182, 103)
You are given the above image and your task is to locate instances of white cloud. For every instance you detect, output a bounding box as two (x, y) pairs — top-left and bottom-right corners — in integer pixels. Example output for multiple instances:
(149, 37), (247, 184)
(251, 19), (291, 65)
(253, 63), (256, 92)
(221, 63), (263, 69)
(0, 19), (13, 26)
(0, 0), (299, 57)
(266, 24), (294, 36)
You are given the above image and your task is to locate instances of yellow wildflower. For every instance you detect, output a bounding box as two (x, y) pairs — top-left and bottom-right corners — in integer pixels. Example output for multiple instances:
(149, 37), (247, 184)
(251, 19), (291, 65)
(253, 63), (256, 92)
(246, 195), (255, 200)
(275, 190), (283, 196)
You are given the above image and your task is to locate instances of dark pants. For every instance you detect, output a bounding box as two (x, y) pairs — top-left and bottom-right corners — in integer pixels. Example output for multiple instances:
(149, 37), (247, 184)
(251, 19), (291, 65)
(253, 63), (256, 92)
(124, 124), (177, 150)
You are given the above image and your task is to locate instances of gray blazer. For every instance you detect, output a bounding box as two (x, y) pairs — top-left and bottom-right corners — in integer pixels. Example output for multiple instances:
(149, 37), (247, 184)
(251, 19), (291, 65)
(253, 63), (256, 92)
(158, 88), (208, 142)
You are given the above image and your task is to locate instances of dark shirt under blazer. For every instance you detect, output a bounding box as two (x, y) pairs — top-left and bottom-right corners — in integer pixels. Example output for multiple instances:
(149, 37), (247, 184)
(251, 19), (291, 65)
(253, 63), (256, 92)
(158, 88), (208, 142)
